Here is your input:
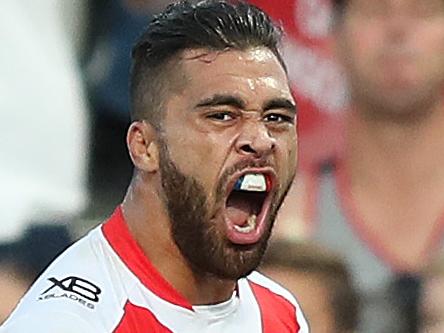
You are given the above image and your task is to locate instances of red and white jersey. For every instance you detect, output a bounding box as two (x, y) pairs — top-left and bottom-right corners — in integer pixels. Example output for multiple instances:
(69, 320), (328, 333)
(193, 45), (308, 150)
(1, 208), (309, 333)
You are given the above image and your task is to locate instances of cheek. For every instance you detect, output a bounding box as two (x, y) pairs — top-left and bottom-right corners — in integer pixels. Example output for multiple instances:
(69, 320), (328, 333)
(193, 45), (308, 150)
(164, 116), (218, 172)
(167, 132), (232, 187)
(286, 143), (298, 171)
(171, 137), (218, 172)
(277, 135), (298, 178)
(198, 137), (230, 174)
(415, 25), (444, 72)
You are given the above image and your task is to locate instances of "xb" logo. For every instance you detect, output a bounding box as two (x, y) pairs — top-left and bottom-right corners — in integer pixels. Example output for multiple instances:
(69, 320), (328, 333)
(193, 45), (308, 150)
(41, 276), (102, 302)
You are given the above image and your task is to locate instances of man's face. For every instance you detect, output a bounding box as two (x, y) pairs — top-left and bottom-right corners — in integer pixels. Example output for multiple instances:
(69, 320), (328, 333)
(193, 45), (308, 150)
(336, 0), (444, 120)
(158, 47), (297, 280)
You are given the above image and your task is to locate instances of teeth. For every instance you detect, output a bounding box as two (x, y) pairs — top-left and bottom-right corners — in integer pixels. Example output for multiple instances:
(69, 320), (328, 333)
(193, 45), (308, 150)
(234, 214), (257, 233)
(248, 214), (257, 227)
(235, 174), (267, 192)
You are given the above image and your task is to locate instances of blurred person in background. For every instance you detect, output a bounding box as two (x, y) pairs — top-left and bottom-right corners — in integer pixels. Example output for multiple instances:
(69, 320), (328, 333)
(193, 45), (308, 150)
(0, 259), (30, 325)
(85, 0), (198, 215)
(261, 240), (360, 333)
(0, 2), (308, 331)
(0, 225), (73, 324)
(277, 0), (444, 331)
(85, 0), (154, 215)
(0, 0), (89, 242)
(248, 0), (347, 173)
(418, 252), (444, 333)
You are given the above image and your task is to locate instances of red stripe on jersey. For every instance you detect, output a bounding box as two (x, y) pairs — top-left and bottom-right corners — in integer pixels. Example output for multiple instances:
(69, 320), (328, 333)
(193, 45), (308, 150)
(102, 207), (192, 310)
(249, 281), (300, 333)
(114, 301), (173, 333)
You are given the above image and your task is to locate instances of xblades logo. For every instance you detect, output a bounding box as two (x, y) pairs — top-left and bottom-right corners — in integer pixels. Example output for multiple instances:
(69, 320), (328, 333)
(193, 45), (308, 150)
(41, 276), (102, 302)
(39, 276), (102, 309)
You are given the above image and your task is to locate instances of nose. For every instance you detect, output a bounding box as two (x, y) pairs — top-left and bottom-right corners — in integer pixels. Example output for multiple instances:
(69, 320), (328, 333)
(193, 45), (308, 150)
(235, 121), (276, 158)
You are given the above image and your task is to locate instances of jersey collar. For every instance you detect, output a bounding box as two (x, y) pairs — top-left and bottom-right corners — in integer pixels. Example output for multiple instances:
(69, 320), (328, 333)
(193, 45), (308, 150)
(102, 206), (193, 310)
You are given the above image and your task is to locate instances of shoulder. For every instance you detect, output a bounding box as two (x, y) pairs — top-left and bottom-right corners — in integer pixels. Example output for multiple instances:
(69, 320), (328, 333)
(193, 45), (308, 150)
(3, 226), (131, 332)
(247, 271), (298, 307)
(246, 272), (309, 333)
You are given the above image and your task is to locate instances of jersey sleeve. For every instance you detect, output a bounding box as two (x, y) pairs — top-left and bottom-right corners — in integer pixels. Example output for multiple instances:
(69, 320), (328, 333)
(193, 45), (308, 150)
(0, 311), (103, 333)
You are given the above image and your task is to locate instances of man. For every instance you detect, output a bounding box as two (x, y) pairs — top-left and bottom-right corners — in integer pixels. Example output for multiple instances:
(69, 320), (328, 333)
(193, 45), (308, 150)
(0, 224), (73, 324)
(261, 240), (359, 333)
(278, 0), (444, 331)
(419, 252), (444, 333)
(0, 1), (308, 332)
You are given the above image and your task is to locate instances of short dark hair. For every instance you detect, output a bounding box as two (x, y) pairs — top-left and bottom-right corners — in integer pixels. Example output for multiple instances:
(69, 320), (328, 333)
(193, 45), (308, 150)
(130, 0), (285, 126)
(261, 240), (360, 332)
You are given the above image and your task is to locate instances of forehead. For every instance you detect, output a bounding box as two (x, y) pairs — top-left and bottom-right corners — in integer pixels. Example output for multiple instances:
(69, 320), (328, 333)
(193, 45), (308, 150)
(177, 47), (291, 101)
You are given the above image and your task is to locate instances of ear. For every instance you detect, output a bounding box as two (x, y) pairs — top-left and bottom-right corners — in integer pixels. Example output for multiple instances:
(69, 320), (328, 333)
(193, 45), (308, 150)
(127, 121), (160, 173)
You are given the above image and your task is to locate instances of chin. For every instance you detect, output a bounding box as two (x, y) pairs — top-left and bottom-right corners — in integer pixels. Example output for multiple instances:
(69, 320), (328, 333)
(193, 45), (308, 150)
(211, 227), (272, 280)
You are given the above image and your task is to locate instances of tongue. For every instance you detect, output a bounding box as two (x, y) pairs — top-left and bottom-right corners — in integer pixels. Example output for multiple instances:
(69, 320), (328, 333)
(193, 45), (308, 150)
(225, 194), (252, 226)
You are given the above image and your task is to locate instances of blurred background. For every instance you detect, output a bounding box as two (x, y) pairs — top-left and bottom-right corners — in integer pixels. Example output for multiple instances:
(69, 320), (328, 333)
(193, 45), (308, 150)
(2, 0), (444, 332)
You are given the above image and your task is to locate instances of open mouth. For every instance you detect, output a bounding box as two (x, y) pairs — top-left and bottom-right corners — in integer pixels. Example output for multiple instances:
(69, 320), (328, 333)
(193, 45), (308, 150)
(223, 171), (275, 245)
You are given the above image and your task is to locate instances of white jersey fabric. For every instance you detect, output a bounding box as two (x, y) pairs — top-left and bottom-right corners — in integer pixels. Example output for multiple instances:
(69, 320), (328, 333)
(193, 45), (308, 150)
(0, 207), (309, 333)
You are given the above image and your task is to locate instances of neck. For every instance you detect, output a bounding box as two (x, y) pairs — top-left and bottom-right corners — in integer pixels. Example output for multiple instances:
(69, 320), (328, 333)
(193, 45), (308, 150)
(121, 174), (236, 305)
(344, 99), (444, 191)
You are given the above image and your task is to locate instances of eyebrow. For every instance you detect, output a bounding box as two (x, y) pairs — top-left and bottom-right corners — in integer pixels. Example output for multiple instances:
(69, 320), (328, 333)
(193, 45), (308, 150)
(263, 98), (297, 115)
(195, 94), (246, 110)
(195, 94), (297, 114)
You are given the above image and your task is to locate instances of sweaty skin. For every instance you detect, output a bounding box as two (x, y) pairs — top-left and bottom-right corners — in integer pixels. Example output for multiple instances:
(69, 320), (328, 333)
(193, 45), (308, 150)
(124, 47), (297, 305)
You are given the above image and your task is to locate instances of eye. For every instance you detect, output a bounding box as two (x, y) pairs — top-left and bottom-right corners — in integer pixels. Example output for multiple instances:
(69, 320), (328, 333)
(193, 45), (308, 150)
(264, 113), (294, 124)
(206, 112), (236, 122)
